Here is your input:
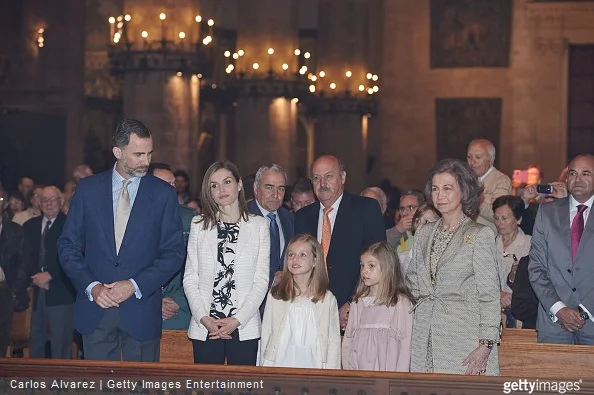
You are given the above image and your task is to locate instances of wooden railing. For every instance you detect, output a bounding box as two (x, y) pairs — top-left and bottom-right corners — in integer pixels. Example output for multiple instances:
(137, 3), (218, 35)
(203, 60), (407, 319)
(159, 329), (594, 379)
(3, 358), (585, 395)
(2, 328), (594, 395)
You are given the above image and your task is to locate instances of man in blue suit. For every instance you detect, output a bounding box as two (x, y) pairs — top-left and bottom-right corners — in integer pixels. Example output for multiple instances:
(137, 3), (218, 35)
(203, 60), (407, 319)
(58, 119), (184, 362)
(248, 164), (294, 286)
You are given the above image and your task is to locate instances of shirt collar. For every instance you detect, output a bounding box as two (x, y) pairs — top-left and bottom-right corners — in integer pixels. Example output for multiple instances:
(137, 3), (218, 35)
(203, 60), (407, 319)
(320, 192), (344, 213)
(570, 194), (594, 211)
(256, 200), (276, 218)
(112, 163), (139, 186)
(479, 166), (495, 182)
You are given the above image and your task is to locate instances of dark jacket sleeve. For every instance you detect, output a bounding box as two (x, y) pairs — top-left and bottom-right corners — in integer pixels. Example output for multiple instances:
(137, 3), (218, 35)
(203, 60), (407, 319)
(511, 256), (538, 329)
(13, 226), (32, 311)
(362, 198), (387, 246)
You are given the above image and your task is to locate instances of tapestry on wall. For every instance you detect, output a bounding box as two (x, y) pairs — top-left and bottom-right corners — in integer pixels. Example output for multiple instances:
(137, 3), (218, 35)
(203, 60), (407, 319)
(430, 0), (513, 68)
(435, 98), (502, 165)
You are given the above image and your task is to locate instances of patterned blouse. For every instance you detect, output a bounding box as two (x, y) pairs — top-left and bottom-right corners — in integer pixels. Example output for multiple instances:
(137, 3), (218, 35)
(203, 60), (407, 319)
(210, 222), (239, 319)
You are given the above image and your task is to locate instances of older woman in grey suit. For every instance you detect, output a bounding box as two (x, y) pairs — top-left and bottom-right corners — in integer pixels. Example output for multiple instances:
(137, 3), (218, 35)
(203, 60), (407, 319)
(407, 159), (500, 375)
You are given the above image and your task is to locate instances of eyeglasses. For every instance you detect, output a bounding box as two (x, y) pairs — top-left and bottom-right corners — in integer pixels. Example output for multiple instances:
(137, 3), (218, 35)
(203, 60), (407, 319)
(41, 197), (60, 204)
(399, 205), (419, 213)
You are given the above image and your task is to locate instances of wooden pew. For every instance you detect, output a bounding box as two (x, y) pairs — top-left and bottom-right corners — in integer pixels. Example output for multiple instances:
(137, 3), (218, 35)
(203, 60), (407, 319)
(161, 328), (594, 379)
(499, 341), (594, 378)
(500, 328), (537, 343)
(160, 330), (193, 364)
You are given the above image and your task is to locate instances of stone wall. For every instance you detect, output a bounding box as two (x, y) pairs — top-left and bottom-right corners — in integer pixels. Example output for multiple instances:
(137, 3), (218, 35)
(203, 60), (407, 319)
(379, 0), (594, 189)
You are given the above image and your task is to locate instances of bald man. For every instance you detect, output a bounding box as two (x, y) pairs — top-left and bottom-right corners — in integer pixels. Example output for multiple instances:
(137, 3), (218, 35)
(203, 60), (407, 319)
(467, 139), (512, 231)
(295, 155), (386, 329)
(23, 186), (76, 359)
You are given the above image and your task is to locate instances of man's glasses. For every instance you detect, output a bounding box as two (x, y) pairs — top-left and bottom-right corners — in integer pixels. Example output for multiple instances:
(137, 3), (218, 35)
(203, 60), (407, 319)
(41, 197), (60, 204)
(399, 205), (419, 213)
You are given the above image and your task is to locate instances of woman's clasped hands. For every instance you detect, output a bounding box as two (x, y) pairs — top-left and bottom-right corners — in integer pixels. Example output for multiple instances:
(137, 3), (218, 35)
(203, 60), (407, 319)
(200, 316), (240, 340)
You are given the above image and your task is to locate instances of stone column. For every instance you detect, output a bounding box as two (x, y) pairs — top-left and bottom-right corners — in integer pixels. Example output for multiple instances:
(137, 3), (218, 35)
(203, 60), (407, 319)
(231, 0), (300, 179)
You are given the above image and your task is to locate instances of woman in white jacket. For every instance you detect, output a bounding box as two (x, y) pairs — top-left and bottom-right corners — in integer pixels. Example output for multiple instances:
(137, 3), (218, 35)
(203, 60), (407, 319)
(259, 233), (341, 369)
(184, 160), (270, 365)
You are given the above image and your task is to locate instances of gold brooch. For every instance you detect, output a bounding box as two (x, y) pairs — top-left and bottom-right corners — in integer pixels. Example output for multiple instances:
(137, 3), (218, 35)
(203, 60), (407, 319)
(465, 235), (474, 244)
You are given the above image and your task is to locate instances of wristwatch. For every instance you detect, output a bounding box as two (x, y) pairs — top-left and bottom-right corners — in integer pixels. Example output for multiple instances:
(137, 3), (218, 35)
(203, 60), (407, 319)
(479, 339), (497, 349)
(578, 306), (589, 321)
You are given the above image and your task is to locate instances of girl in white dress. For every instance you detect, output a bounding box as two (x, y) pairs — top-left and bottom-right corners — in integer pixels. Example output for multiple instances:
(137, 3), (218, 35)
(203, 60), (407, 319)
(259, 234), (341, 369)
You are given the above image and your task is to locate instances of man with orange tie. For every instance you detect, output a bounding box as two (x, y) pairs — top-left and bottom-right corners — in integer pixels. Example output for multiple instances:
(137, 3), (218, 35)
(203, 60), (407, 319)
(294, 155), (385, 330)
(529, 154), (594, 344)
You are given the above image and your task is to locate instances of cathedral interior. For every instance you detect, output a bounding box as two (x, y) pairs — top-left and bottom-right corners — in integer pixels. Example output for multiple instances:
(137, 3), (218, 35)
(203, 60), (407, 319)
(0, 0), (593, 192)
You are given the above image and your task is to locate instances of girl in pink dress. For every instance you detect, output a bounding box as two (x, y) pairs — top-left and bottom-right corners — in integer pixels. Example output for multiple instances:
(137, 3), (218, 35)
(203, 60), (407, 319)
(342, 241), (414, 371)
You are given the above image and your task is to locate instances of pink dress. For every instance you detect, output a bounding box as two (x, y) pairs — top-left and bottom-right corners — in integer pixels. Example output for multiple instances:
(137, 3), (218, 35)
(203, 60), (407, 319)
(342, 295), (413, 372)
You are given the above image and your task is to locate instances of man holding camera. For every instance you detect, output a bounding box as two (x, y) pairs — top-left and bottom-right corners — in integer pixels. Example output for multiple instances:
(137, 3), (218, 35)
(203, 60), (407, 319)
(529, 154), (594, 344)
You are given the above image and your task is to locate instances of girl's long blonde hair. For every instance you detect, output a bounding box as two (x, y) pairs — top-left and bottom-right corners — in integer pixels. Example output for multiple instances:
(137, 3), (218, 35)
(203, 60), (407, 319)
(352, 241), (415, 306)
(271, 234), (329, 303)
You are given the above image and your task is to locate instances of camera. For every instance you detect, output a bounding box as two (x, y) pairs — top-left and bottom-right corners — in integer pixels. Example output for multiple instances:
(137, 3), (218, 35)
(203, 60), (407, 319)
(536, 184), (553, 194)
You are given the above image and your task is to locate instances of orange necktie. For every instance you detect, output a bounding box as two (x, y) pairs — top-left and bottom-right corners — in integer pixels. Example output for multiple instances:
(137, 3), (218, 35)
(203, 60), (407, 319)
(321, 206), (333, 266)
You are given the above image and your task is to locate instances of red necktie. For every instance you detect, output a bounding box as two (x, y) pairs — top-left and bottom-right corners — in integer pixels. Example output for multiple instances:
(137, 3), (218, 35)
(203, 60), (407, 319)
(571, 205), (587, 264)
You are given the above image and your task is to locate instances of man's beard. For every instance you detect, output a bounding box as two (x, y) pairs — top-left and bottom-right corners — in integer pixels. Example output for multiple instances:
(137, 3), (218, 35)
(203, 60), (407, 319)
(122, 159), (148, 177)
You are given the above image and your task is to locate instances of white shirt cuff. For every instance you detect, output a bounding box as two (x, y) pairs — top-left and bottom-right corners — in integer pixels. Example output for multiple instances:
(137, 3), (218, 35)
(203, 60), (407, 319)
(579, 304), (594, 322)
(130, 278), (142, 299)
(550, 301), (567, 322)
(86, 281), (101, 301)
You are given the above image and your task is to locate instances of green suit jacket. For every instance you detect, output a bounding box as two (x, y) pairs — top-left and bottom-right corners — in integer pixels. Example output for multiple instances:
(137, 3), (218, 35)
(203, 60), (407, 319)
(162, 205), (195, 330)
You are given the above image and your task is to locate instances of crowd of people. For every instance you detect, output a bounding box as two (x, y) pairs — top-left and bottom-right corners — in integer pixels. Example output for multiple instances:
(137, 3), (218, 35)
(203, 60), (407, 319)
(1, 118), (593, 377)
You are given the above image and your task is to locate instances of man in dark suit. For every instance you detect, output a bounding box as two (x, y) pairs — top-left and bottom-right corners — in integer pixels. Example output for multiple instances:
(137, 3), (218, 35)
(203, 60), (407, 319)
(58, 119), (185, 361)
(529, 154), (594, 344)
(24, 186), (76, 358)
(0, 188), (32, 357)
(295, 155), (385, 329)
(248, 164), (294, 286)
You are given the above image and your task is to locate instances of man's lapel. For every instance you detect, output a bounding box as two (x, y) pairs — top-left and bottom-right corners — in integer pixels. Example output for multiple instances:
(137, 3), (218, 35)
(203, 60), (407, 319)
(97, 172), (116, 258)
(121, 177), (154, 250)
(328, 193), (350, 256)
(556, 198), (572, 262)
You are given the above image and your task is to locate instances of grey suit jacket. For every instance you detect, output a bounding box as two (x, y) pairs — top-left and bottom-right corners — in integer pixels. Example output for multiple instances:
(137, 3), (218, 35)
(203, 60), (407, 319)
(528, 197), (594, 336)
(406, 219), (500, 375)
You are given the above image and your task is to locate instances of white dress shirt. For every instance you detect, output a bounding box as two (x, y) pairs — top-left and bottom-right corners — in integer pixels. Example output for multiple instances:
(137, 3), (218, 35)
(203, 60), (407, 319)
(550, 194), (594, 322)
(316, 193), (343, 244)
(479, 166), (495, 183)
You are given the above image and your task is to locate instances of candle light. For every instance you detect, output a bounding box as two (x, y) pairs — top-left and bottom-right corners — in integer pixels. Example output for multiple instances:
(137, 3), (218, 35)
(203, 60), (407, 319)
(224, 50), (231, 67)
(330, 82), (336, 90)
(207, 19), (214, 37)
(195, 15), (202, 42)
(109, 17), (115, 42)
(267, 48), (274, 70)
(319, 70), (325, 78)
(159, 13), (166, 42)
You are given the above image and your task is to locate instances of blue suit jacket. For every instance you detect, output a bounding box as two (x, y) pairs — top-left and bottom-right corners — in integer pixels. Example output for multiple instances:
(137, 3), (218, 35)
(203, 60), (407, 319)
(58, 170), (185, 341)
(294, 192), (386, 307)
(247, 199), (294, 284)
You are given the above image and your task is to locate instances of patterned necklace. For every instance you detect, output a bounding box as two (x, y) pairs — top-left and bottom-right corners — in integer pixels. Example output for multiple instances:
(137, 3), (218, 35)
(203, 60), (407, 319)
(430, 216), (467, 285)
